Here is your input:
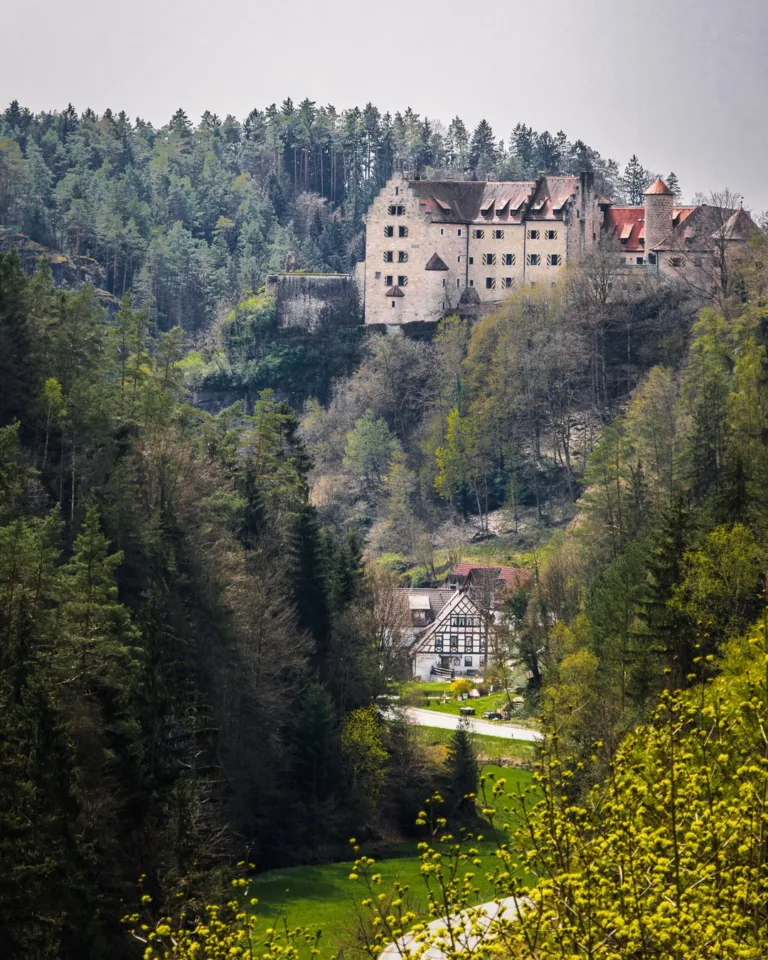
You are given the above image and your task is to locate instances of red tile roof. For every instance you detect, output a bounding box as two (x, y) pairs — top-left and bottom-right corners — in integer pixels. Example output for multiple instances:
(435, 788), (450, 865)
(605, 207), (646, 252)
(645, 178), (674, 196)
(450, 563), (532, 590)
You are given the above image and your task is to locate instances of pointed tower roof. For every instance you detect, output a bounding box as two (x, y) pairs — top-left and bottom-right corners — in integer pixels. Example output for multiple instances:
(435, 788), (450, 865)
(720, 207), (756, 241)
(425, 252), (449, 271)
(645, 178), (674, 196)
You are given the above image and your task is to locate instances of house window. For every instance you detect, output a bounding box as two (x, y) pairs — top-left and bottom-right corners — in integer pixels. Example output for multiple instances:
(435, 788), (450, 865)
(384, 275), (393, 285)
(636, 256), (644, 265)
(486, 277), (496, 289)
(384, 226), (394, 238)
(547, 253), (560, 266)
(383, 251), (393, 262)
(466, 638), (474, 652)
(473, 229), (484, 239)
(493, 229), (504, 239)
(546, 229), (557, 240)
(450, 636), (459, 652)
(399, 225), (408, 238)
(435, 636), (443, 650)
(464, 656), (472, 667)
(528, 229), (540, 240)
(482, 253), (496, 265)
(397, 275), (408, 286)
(504, 277), (513, 288)
(503, 253), (515, 266)
(527, 253), (541, 266)
(479, 639), (486, 652)
(398, 251), (408, 262)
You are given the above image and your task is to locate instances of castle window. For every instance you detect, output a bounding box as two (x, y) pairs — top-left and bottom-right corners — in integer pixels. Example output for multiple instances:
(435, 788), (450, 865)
(458, 229), (463, 237)
(398, 251), (408, 263)
(458, 255), (461, 263)
(649, 253), (657, 265)
(397, 275), (408, 286)
(375, 271), (381, 280)
(482, 253), (496, 265)
(440, 228), (444, 235)
(546, 229), (558, 240)
(472, 229), (484, 239)
(442, 279), (446, 287)
(456, 279), (461, 287)
(399, 225), (408, 238)
(385, 275), (393, 285)
(469, 279), (474, 287)
(384, 225), (394, 238)
(395, 187), (399, 196)
(621, 257), (626, 264)
(669, 256), (684, 267)
(493, 229), (504, 239)
(504, 277), (514, 288)
(388, 205), (405, 215)
(527, 253), (541, 266)
(636, 257), (644, 265)
(469, 256), (474, 265)
(486, 277), (496, 289)
(528, 229), (540, 240)
(383, 251), (393, 262)
(547, 253), (560, 266)
(391, 300), (396, 307)
(503, 253), (515, 266)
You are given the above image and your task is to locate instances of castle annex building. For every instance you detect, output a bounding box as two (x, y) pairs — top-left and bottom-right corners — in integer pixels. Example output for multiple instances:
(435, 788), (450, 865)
(360, 174), (757, 326)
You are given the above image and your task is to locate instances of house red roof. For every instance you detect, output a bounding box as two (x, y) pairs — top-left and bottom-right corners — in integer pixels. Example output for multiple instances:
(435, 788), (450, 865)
(605, 207), (646, 252)
(450, 563), (532, 590)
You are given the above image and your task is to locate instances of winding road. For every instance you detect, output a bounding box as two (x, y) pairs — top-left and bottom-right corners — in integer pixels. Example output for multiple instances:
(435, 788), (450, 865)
(400, 706), (543, 742)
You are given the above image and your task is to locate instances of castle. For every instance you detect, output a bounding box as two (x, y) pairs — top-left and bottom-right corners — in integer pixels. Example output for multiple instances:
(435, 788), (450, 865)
(359, 173), (757, 326)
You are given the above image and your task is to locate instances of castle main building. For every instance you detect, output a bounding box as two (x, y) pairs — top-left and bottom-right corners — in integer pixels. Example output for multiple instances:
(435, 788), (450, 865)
(360, 173), (756, 326)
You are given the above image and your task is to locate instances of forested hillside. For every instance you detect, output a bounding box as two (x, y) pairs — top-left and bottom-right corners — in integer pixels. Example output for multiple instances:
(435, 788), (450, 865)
(4, 93), (768, 960)
(0, 99), (651, 332)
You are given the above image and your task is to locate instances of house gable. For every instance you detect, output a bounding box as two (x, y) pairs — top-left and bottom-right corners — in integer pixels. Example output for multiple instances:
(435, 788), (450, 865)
(411, 591), (489, 657)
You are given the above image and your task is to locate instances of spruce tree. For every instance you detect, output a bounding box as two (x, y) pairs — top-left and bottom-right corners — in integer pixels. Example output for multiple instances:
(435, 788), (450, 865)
(445, 719), (478, 817)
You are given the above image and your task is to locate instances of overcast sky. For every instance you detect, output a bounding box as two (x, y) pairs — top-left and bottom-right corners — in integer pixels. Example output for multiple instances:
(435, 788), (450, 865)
(3, 0), (767, 210)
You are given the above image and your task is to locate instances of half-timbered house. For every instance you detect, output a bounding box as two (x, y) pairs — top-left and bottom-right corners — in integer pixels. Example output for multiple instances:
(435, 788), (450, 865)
(410, 590), (491, 681)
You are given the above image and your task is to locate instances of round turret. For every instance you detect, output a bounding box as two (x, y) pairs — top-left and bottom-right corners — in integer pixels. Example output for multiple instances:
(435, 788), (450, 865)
(644, 178), (674, 254)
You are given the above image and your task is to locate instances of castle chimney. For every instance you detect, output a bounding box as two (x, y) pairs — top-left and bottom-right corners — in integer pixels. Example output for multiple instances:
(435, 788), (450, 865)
(644, 178), (674, 253)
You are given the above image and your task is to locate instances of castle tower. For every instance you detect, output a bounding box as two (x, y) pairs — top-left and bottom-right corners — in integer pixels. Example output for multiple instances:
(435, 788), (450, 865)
(644, 178), (674, 254)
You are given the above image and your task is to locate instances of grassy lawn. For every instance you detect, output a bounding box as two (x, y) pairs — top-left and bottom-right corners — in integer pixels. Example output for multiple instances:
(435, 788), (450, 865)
(250, 838), (500, 949)
(412, 726), (536, 763)
(250, 766), (538, 950)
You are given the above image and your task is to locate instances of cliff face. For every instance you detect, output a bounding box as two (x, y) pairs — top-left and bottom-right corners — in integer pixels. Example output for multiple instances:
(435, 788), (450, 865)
(266, 273), (360, 330)
(0, 228), (118, 308)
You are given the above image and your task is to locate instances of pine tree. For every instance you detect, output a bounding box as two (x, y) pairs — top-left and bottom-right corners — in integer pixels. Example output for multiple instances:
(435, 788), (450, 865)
(444, 719), (478, 817)
(666, 171), (682, 203)
(622, 154), (650, 206)
(468, 120), (496, 178)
